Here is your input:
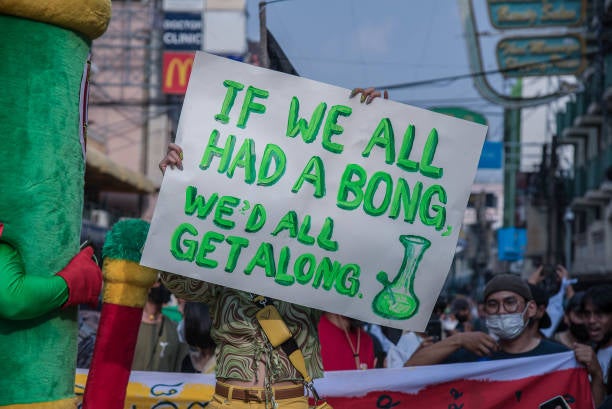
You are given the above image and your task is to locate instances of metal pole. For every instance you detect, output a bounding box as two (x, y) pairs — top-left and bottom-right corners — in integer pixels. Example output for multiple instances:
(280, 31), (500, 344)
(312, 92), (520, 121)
(259, 2), (269, 69)
(503, 79), (522, 227)
(564, 208), (574, 271)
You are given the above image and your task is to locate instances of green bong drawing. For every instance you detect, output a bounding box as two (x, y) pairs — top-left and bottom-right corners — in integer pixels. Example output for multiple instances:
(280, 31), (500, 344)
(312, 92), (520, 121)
(372, 235), (431, 319)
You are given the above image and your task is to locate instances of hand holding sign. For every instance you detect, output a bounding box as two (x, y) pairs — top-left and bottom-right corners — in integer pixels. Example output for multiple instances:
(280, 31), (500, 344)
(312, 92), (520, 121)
(159, 143), (184, 173)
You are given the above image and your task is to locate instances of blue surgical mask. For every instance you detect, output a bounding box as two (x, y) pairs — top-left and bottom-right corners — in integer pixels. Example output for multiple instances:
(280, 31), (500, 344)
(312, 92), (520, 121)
(485, 306), (528, 340)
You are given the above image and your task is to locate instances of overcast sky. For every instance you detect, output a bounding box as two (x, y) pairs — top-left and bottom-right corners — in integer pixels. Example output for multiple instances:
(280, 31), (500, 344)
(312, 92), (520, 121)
(244, 0), (507, 141)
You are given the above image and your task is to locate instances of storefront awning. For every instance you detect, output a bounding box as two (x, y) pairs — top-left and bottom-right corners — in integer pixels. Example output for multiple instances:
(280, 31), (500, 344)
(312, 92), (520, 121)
(85, 148), (158, 194)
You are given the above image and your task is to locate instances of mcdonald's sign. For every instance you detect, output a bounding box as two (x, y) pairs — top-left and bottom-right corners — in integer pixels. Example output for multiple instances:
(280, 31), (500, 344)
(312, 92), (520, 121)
(162, 51), (195, 94)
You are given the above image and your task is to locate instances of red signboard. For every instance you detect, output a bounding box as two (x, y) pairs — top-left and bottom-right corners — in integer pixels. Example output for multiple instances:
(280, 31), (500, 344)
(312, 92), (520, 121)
(162, 51), (195, 95)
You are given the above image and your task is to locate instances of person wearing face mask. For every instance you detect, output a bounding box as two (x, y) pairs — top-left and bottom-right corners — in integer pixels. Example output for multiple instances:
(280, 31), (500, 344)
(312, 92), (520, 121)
(405, 274), (605, 405)
(444, 295), (483, 336)
(406, 274), (568, 365)
(554, 292), (590, 348)
(132, 280), (189, 372)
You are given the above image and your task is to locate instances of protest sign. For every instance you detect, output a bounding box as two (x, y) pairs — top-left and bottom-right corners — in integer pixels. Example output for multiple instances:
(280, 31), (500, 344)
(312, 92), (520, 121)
(75, 352), (593, 408)
(141, 52), (487, 330)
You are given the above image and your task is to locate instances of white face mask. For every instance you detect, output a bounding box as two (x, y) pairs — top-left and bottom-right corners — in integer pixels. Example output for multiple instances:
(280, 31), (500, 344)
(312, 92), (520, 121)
(485, 306), (528, 340)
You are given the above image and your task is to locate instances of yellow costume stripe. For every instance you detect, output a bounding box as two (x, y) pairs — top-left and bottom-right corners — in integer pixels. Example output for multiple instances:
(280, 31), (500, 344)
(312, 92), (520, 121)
(2, 397), (77, 409)
(0, 0), (111, 40)
(102, 259), (158, 307)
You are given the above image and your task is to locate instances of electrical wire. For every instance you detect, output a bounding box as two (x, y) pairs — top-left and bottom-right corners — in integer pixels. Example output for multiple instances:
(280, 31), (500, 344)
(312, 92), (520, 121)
(261, 0), (301, 6)
(370, 44), (607, 90)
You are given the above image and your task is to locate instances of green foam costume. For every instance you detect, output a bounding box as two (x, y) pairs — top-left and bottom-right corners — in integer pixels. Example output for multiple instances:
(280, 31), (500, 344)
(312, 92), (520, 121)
(0, 1), (110, 407)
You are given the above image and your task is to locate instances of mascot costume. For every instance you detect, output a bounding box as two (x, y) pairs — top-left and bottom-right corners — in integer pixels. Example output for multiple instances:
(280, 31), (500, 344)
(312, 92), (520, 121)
(0, 1), (111, 407)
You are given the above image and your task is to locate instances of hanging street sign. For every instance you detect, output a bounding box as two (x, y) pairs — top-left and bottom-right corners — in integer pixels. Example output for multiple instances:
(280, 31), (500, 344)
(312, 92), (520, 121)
(487, 0), (585, 29)
(496, 34), (586, 77)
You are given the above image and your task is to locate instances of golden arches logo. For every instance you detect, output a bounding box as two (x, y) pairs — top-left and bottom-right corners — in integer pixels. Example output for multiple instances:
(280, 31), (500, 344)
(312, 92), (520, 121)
(163, 53), (194, 93)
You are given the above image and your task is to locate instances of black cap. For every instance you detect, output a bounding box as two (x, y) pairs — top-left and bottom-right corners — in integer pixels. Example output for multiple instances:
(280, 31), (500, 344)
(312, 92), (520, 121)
(484, 274), (533, 302)
(528, 283), (551, 329)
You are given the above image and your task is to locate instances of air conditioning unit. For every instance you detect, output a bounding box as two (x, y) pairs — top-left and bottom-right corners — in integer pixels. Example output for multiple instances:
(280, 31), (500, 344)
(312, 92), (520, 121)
(90, 210), (111, 228)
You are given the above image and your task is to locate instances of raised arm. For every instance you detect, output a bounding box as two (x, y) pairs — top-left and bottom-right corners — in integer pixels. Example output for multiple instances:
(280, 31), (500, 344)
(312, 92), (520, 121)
(404, 331), (498, 366)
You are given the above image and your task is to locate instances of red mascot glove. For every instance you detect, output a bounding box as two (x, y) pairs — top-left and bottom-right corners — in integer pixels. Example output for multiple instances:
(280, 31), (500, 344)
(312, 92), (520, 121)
(56, 246), (102, 308)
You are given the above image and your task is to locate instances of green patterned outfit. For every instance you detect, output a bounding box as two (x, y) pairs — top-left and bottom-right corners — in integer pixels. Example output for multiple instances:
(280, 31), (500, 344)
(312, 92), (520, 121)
(161, 273), (324, 383)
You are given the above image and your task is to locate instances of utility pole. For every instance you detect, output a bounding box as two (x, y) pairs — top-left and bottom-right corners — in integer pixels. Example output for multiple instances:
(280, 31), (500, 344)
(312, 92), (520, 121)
(141, 0), (163, 214)
(503, 79), (522, 227)
(474, 191), (489, 289)
(259, 2), (269, 69)
(546, 136), (559, 263)
(536, 132), (561, 265)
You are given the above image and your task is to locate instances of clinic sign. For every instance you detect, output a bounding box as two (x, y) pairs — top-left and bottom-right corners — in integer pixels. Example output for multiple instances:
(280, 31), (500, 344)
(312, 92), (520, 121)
(162, 51), (195, 94)
(487, 0), (585, 29)
(496, 34), (586, 77)
(142, 52), (487, 330)
(163, 12), (202, 50)
(161, 11), (201, 94)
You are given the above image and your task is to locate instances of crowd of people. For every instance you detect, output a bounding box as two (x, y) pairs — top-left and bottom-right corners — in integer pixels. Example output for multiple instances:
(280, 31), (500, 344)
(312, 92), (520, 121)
(400, 266), (612, 409)
(77, 260), (612, 408)
(74, 89), (612, 409)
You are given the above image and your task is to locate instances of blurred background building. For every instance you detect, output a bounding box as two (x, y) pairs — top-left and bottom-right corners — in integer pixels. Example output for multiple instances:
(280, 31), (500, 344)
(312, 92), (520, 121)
(81, 0), (611, 289)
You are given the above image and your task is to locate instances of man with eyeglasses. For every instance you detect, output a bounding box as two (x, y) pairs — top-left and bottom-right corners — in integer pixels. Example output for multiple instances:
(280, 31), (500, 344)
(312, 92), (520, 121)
(405, 274), (605, 405)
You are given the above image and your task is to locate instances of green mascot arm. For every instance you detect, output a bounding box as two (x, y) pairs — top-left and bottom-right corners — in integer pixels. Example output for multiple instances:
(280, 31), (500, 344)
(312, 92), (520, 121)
(0, 243), (102, 320)
(0, 243), (68, 320)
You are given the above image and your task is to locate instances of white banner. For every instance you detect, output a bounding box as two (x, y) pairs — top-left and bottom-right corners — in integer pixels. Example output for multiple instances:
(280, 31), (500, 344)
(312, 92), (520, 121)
(76, 352), (593, 408)
(142, 52), (487, 330)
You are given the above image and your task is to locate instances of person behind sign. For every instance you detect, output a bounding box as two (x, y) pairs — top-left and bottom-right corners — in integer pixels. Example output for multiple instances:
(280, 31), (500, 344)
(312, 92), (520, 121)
(158, 87), (386, 409)
(404, 274), (605, 406)
(553, 292), (590, 348)
(442, 295), (483, 336)
(526, 283), (554, 338)
(180, 301), (217, 374)
(132, 280), (188, 372)
(317, 312), (377, 370)
(528, 263), (576, 338)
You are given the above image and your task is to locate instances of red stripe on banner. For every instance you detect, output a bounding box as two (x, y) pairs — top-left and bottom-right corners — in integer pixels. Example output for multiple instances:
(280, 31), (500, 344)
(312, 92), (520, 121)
(321, 368), (592, 409)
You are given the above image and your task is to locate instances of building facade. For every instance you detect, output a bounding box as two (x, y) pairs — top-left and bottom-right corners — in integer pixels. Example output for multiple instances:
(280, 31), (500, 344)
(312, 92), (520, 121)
(554, 0), (612, 281)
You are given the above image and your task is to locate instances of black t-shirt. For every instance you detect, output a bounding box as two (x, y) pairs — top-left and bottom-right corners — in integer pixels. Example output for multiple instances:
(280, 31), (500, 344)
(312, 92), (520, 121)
(444, 338), (569, 364)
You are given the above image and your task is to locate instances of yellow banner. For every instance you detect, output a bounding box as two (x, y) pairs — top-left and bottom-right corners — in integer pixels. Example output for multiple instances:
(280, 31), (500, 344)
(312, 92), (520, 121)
(74, 370), (215, 408)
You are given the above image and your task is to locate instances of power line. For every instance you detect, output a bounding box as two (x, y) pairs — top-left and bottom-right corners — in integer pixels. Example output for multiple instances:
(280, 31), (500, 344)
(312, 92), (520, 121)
(370, 45), (604, 90)
(261, 0), (301, 5)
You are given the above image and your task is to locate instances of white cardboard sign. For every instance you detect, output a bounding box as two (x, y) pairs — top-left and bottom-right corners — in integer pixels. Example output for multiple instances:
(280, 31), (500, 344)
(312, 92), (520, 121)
(141, 52), (487, 330)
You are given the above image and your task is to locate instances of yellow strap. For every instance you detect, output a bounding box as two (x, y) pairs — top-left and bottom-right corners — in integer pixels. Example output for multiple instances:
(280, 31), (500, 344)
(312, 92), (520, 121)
(255, 305), (292, 347)
(287, 349), (312, 383)
(255, 304), (311, 382)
